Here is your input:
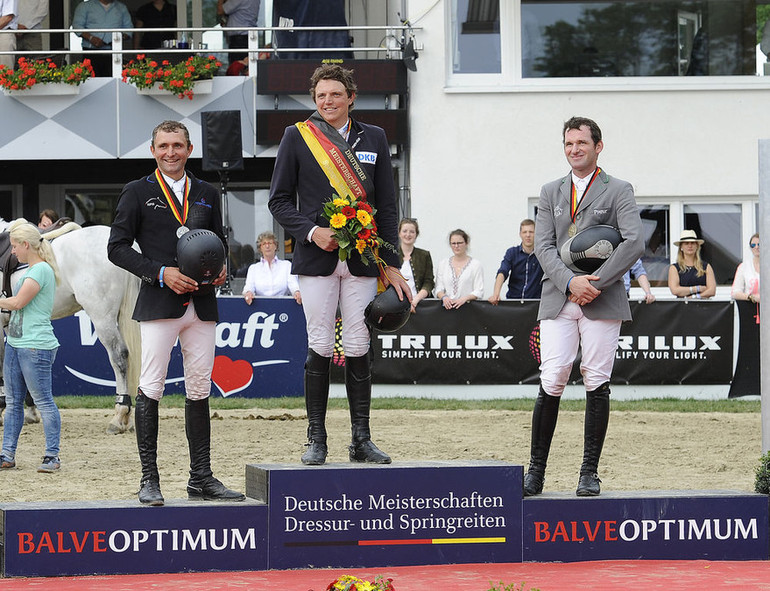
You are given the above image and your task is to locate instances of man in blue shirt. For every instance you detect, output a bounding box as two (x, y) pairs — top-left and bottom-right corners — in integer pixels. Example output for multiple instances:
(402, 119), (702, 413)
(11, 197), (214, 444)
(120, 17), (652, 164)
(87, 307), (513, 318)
(73, 0), (133, 77)
(488, 218), (544, 303)
(217, 0), (259, 64)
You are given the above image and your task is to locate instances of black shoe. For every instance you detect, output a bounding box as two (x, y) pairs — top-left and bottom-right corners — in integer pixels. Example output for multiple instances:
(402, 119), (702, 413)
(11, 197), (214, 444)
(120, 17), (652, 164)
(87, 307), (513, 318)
(349, 439), (391, 464)
(576, 473), (602, 496)
(138, 479), (164, 506)
(523, 472), (544, 497)
(187, 477), (246, 501)
(301, 441), (328, 465)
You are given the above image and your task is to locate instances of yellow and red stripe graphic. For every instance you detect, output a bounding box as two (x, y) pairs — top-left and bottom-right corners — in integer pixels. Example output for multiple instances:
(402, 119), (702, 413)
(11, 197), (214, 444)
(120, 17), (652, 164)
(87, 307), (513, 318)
(286, 536), (506, 547)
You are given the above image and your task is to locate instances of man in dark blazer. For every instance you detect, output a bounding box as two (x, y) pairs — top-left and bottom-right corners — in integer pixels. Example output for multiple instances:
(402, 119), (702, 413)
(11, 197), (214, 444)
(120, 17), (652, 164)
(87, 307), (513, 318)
(525, 116), (644, 497)
(108, 120), (244, 506)
(269, 64), (410, 467)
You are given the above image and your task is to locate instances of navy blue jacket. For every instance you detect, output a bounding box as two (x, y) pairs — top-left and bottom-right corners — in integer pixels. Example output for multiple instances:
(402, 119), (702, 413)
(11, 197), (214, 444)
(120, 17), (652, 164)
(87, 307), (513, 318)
(496, 244), (544, 299)
(107, 171), (225, 322)
(268, 117), (399, 277)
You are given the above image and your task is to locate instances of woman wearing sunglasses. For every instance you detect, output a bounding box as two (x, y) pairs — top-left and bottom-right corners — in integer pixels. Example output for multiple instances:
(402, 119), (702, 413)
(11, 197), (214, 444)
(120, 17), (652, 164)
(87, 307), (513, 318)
(731, 233), (760, 304)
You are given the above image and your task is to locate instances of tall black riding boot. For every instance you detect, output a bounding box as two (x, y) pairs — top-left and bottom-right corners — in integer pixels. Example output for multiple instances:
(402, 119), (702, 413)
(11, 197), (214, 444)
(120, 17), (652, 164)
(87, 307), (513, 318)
(523, 386), (561, 497)
(576, 382), (611, 497)
(346, 352), (391, 464)
(302, 349), (331, 465)
(135, 390), (164, 506)
(185, 397), (245, 501)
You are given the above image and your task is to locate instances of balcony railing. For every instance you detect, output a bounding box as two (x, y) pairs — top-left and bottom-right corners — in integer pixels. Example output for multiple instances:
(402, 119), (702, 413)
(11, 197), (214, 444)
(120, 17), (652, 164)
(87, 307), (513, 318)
(3, 24), (420, 78)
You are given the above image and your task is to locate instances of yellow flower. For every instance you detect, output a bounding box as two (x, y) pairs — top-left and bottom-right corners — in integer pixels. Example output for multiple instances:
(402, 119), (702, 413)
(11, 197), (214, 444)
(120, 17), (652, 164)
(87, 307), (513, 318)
(330, 213), (348, 229)
(333, 197), (350, 207)
(356, 239), (367, 254)
(357, 210), (372, 226)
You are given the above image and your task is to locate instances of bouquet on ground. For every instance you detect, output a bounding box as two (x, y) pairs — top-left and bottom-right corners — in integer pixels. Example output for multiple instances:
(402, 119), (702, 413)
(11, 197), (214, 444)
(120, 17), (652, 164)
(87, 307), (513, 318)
(121, 54), (221, 99)
(0, 57), (94, 91)
(322, 193), (396, 277)
(327, 574), (396, 591)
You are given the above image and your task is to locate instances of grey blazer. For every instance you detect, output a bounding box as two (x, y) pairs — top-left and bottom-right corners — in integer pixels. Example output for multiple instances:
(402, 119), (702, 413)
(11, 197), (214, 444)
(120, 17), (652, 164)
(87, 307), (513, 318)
(534, 169), (644, 322)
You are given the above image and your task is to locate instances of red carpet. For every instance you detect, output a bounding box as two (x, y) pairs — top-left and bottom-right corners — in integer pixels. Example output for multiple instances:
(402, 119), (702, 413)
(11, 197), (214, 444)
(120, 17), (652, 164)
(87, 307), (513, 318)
(1, 560), (770, 590)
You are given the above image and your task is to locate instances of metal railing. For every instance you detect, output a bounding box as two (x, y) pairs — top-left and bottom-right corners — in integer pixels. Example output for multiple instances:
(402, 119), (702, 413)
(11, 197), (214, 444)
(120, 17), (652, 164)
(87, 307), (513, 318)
(4, 25), (419, 78)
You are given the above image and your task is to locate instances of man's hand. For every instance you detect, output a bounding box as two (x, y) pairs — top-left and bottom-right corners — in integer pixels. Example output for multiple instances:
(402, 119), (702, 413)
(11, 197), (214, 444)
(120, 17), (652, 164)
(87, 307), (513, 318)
(212, 265), (227, 286)
(163, 266), (199, 294)
(312, 227), (338, 252)
(381, 266), (413, 303)
(568, 274), (601, 306)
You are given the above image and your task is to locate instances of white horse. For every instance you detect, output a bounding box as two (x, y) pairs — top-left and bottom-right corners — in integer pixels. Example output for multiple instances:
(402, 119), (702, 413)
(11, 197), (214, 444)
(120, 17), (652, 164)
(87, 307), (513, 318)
(0, 222), (141, 434)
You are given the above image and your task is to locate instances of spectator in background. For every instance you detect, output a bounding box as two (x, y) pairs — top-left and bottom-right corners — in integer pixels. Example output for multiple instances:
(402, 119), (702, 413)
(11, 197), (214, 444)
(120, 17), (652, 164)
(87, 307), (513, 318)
(624, 258), (655, 303)
(242, 231), (301, 305)
(38, 209), (59, 230)
(72, 0), (133, 77)
(134, 0), (176, 50)
(435, 229), (483, 309)
(16, 0), (47, 59)
(731, 232), (760, 304)
(0, 0), (18, 71)
(217, 0), (259, 65)
(668, 230), (716, 299)
(397, 218), (434, 313)
(488, 218), (543, 304)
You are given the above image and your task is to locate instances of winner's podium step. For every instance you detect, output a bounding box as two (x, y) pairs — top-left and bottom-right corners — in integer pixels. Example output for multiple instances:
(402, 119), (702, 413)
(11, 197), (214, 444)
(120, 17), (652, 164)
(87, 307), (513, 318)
(1, 462), (767, 579)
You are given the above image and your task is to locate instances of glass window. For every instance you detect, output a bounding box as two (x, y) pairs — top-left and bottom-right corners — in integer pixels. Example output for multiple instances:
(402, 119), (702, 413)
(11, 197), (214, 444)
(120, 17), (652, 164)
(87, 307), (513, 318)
(451, 0), (501, 73)
(64, 190), (121, 226)
(639, 205), (670, 286)
(683, 203), (741, 284)
(520, 0), (758, 78)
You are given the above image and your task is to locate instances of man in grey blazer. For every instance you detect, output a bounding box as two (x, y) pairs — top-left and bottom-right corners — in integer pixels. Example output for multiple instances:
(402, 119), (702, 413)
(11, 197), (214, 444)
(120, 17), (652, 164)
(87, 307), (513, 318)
(525, 117), (644, 497)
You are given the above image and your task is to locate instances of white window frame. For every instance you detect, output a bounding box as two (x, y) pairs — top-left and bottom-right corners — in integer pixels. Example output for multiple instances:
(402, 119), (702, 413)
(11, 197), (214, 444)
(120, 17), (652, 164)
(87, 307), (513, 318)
(446, 0), (770, 93)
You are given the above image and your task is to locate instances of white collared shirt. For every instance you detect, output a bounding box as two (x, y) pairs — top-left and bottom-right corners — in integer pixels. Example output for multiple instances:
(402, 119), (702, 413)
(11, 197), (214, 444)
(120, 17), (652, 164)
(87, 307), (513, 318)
(242, 257), (300, 297)
(571, 169), (596, 201)
(161, 172), (186, 204)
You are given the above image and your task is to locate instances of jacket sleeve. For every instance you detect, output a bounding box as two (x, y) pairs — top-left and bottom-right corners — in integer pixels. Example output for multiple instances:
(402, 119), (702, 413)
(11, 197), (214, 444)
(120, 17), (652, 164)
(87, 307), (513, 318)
(268, 127), (319, 245)
(107, 184), (161, 285)
(370, 127), (400, 268)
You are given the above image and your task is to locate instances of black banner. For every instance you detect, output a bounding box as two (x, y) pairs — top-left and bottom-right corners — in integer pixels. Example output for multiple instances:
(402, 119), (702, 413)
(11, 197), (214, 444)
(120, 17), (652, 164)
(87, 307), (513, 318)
(728, 300), (760, 398)
(369, 300), (734, 386)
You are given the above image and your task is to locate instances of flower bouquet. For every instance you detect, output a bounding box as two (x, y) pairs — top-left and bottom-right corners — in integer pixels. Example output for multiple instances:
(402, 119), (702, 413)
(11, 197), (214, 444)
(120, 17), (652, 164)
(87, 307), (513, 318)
(121, 54), (221, 99)
(322, 193), (395, 273)
(0, 57), (94, 91)
(327, 574), (395, 591)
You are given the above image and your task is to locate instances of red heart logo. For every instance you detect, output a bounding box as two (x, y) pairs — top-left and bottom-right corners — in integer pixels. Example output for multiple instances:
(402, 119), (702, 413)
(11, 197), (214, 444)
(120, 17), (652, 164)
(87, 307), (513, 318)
(211, 355), (253, 397)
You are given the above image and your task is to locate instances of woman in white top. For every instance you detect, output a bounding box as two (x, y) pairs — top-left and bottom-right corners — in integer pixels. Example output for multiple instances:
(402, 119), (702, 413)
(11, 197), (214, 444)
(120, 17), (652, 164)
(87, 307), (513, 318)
(434, 228), (484, 309)
(242, 231), (301, 305)
(731, 232), (760, 303)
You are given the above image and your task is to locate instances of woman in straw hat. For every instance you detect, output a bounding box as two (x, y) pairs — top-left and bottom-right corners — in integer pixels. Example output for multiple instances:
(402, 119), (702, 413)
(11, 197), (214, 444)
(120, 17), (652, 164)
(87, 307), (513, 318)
(668, 229), (716, 299)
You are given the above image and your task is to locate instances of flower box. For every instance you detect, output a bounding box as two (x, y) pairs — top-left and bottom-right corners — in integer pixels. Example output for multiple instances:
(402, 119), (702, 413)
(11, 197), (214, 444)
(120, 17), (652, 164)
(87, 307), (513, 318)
(3, 82), (81, 96)
(136, 78), (213, 96)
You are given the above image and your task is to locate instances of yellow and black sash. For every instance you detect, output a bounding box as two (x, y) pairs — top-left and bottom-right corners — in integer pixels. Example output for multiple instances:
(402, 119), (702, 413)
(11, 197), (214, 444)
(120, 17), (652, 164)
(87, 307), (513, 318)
(295, 111), (375, 201)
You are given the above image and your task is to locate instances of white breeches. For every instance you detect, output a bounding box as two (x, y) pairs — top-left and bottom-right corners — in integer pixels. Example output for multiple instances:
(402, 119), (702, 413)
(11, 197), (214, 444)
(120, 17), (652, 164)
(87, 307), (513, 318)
(299, 260), (378, 358)
(539, 301), (621, 396)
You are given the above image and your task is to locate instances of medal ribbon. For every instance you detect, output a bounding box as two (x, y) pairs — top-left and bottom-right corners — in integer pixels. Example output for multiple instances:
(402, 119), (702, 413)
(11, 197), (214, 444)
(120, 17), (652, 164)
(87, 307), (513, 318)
(570, 167), (601, 223)
(154, 169), (189, 226)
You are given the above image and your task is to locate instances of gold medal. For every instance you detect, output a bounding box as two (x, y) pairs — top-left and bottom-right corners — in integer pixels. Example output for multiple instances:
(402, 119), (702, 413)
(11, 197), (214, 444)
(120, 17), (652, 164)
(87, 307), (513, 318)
(568, 224), (577, 238)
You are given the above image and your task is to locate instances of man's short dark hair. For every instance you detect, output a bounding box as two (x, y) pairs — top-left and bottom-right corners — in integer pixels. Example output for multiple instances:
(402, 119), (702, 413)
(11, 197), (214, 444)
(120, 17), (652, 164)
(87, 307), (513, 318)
(563, 116), (602, 145)
(309, 64), (357, 109)
(152, 120), (191, 147)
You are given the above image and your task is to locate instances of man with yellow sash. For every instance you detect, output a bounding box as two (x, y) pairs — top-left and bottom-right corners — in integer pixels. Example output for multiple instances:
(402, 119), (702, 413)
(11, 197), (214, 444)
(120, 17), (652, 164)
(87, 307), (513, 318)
(108, 120), (245, 506)
(269, 64), (410, 466)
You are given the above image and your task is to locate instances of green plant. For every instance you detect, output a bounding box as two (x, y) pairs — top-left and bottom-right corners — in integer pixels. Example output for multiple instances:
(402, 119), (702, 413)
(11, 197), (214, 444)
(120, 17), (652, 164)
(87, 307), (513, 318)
(121, 53), (221, 99)
(754, 450), (770, 494)
(326, 574), (395, 591)
(487, 582), (539, 591)
(0, 57), (94, 91)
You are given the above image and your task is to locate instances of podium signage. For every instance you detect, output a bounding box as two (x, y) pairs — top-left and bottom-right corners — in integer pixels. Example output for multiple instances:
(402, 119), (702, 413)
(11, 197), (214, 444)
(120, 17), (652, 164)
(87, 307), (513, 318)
(248, 461), (523, 569)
